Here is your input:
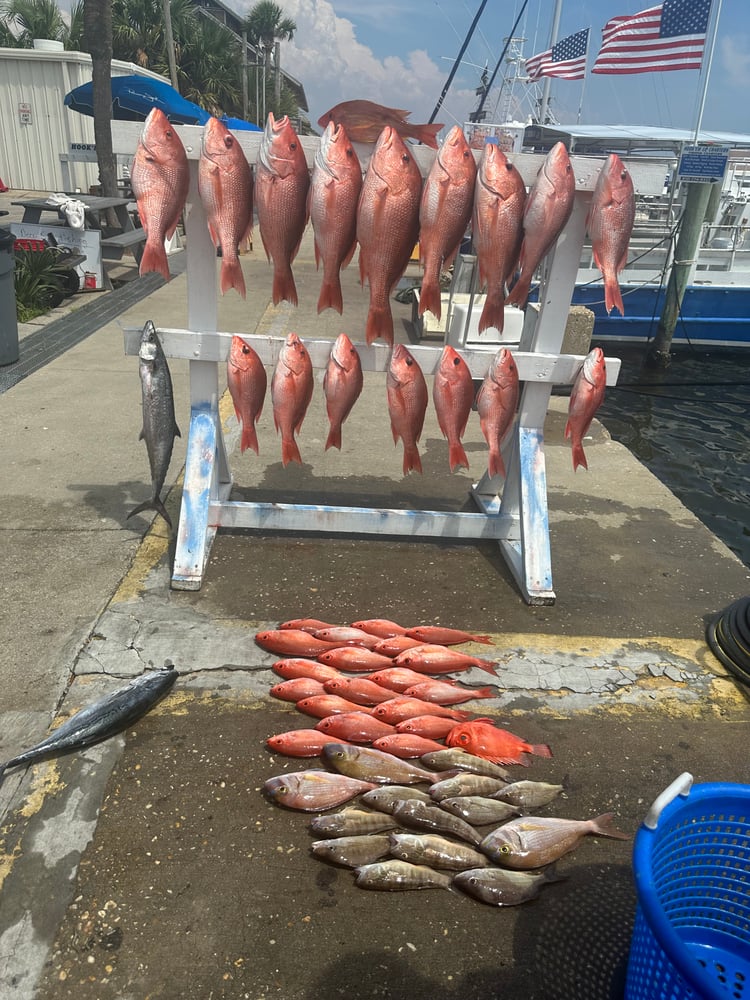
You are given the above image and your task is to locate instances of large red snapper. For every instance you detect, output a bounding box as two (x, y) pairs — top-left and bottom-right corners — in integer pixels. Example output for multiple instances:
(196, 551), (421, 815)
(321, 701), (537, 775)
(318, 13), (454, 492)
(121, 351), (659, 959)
(565, 347), (607, 471)
(322, 333), (363, 450)
(270, 333), (314, 466)
(473, 144), (526, 333)
(507, 141), (576, 309)
(318, 99), (443, 148)
(432, 345), (475, 473)
(587, 153), (635, 316)
(255, 112), (310, 306)
(226, 336), (266, 455)
(357, 127), (422, 345)
(131, 108), (190, 282)
(386, 344), (428, 475)
(476, 347), (520, 478)
(198, 116), (253, 297)
(309, 122), (362, 314)
(418, 126), (477, 321)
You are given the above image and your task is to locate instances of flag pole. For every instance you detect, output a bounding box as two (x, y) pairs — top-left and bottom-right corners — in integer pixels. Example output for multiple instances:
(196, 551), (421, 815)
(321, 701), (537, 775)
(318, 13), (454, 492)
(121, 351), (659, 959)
(538, 0), (563, 124)
(692, 0), (723, 142)
(575, 29), (591, 123)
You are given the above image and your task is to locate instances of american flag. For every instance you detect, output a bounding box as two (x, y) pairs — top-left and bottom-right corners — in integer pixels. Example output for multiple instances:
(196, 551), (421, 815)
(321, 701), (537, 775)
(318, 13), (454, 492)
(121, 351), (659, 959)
(591, 0), (711, 74)
(525, 28), (590, 81)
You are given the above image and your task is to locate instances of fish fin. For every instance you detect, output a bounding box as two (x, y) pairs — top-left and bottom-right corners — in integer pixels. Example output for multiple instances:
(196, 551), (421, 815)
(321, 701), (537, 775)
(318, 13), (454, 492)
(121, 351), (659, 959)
(570, 441), (588, 472)
(220, 258), (247, 299)
(448, 441), (469, 474)
(240, 421), (260, 455)
(325, 424), (342, 451)
(272, 267), (298, 307)
(603, 274), (624, 316)
(478, 292), (505, 334)
(506, 273), (530, 309)
(127, 496), (173, 530)
(317, 278), (344, 314)
(402, 444), (423, 476)
(418, 279), (442, 321)
(469, 634), (493, 645)
(487, 449), (507, 480)
(341, 240), (358, 271)
(365, 304), (394, 346)
(174, 422), (181, 439)
(412, 123), (443, 150)
(139, 240), (171, 282)
(591, 812), (631, 840)
(530, 743), (553, 759)
(474, 660), (500, 677)
(281, 437), (303, 467)
(471, 687), (495, 699)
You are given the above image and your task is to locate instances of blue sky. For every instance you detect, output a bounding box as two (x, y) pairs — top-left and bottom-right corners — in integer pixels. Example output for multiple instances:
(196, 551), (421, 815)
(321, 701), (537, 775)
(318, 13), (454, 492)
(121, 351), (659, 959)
(235, 0), (748, 136)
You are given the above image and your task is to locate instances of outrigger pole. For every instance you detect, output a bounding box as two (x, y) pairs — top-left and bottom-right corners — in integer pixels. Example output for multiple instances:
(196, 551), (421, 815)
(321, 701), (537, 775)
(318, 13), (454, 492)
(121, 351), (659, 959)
(429, 0), (488, 124)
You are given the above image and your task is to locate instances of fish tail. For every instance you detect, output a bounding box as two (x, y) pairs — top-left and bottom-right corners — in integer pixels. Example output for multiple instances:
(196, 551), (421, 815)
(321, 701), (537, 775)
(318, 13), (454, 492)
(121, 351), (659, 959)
(591, 812), (631, 841)
(272, 266), (298, 307)
(220, 257), (247, 299)
(570, 440), (588, 472)
(530, 743), (553, 759)
(418, 278), (442, 321)
(365, 304), (394, 346)
(604, 274), (624, 316)
(127, 496), (173, 530)
(474, 660), (500, 677)
(448, 441), (469, 474)
(240, 421), (260, 455)
(325, 423), (342, 451)
(413, 123), (443, 150)
(472, 687), (496, 699)
(487, 449), (507, 479)
(506, 273), (530, 309)
(470, 634), (494, 645)
(281, 436), (303, 467)
(402, 444), (423, 476)
(139, 240), (171, 282)
(317, 277), (344, 315)
(478, 291), (505, 334)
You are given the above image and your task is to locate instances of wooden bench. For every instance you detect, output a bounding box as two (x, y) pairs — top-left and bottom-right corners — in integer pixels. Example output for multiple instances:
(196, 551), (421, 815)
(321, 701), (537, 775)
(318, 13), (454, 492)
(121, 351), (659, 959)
(100, 227), (146, 263)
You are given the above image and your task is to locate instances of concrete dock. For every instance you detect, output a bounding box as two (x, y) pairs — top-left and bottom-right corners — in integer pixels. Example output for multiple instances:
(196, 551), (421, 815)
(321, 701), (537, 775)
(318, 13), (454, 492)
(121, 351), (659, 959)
(1, 198), (749, 1000)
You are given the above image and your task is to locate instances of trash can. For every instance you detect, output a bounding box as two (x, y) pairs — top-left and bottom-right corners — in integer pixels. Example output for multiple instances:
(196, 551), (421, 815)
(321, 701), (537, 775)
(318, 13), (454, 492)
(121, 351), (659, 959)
(625, 772), (750, 1000)
(0, 228), (19, 366)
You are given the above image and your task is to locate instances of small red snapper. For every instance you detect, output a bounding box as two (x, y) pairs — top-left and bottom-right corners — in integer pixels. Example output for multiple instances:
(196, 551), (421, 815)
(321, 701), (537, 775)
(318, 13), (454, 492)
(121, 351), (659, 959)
(309, 122), (362, 314)
(131, 108), (190, 282)
(270, 332), (314, 466)
(318, 100), (443, 148)
(476, 347), (520, 479)
(255, 112), (310, 306)
(432, 345), (475, 473)
(264, 770), (377, 811)
(226, 336), (266, 455)
(322, 333), (363, 451)
(265, 729), (346, 757)
(198, 116), (253, 297)
(587, 153), (635, 316)
(418, 126), (477, 321)
(565, 347), (607, 471)
(386, 344), (428, 475)
(472, 144), (526, 333)
(507, 141), (576, 309)
(357, 127), (422, 345)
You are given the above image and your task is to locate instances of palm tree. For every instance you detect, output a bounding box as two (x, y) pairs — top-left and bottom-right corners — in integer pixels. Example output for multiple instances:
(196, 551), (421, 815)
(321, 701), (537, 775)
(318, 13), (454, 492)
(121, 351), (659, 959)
(243, 0), (296, 119)
(111, 0), (196, 73)
(179, 14), (242, 116)
(82, 0), (117, 201)
(0, 0), (68, 46)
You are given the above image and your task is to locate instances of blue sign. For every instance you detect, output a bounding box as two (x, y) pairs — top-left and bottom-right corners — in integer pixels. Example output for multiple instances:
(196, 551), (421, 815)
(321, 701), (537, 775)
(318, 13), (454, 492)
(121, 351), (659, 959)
(677, 145), (730, 183)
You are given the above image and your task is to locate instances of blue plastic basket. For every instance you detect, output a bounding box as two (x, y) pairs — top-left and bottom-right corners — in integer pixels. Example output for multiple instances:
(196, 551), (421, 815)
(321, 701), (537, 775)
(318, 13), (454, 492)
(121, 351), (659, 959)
(625, 773), (750, 1000)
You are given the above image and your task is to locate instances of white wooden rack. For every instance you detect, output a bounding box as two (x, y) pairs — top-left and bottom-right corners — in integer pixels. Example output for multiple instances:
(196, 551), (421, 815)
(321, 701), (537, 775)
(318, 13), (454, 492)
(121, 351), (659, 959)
(114, 122), (664, 605)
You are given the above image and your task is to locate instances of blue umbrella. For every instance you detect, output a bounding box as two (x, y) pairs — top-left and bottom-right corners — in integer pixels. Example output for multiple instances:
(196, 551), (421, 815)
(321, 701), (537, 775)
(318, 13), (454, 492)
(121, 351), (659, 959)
(64, 75), (211, 126)
(219, 115), (263, 132)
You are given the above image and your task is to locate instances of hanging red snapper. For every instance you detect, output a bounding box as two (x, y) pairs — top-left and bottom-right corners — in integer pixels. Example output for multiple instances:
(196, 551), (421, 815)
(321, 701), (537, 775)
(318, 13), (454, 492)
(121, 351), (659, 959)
(357, 126), (422, 345)
(198, 116), (253, 297)
(322, 333), (363, 451)
(565, 347), (607, 471)
(473, 144), (526, 333)
(507, 142), (575, 309)
(476, 347), (520, 479)
(271, 333), (314, 466)
(432, 345), (475, 473)
(587, 153), (635, 316)
(131, 108), (189, 282)
(255, 112), (310, 306)
(418, 126), (477, 321)
(226, 336), (266, 455)
(386, 344), (428, 475)
(264, 770), (377, 811)
(309, 121), (362, 314)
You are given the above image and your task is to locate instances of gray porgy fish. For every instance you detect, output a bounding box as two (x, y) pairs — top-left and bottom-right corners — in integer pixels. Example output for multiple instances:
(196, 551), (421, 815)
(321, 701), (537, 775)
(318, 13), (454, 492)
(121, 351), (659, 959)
(355, 860), (453, 891)
(429, 773), (508, 802)
(311, 834), (392, 867)
(420, 748), (511, 781)
(439, 795), (521, 826)
(393, 799), (483, 846)
(309, 808), (399, 837)
(453, 866), (564, 906)
(492, 780), (564, 810)
(322, 743), (453, 785)
(480, 813), (630, 869)
(361, 786), (433, 814)
(0, 666), (178, 785)
(388, 833), (490, 871)
(128, 321), (181, 529)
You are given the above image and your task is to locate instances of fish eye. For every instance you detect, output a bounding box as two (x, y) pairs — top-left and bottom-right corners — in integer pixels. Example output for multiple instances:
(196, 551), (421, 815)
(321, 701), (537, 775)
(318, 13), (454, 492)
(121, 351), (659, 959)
(224, 136), (233, 149)
(276, 786), (287, 795)
(290, 141), (297, 151)
(346, 147), (354, 157)
(452, 356), (460, 367)
(499, 844), (511, 854)
(405, 358), (413, 366)
(457, 733), (469, 744)
(242, 344), (250, 355)
(401, 154), (410, 164)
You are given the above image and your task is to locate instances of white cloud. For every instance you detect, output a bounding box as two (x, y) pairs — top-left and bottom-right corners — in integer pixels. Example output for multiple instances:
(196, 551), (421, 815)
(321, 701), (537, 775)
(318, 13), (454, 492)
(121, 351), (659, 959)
(721, 36), (750, 88)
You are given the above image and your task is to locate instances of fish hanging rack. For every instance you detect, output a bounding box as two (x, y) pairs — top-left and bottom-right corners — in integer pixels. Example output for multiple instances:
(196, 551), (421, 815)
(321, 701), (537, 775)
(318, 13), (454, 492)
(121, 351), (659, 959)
(114, 122), (664, 605)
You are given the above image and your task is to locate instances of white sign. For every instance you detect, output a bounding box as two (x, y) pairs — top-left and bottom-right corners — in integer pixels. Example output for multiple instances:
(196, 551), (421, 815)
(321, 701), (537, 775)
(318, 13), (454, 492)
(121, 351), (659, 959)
(18, 102), (32, 125)
(10, 222), (103, 289)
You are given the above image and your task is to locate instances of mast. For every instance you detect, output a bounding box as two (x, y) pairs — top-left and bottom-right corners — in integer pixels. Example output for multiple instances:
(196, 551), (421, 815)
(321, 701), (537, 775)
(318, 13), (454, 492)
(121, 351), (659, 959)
(538, 0), (563, 124)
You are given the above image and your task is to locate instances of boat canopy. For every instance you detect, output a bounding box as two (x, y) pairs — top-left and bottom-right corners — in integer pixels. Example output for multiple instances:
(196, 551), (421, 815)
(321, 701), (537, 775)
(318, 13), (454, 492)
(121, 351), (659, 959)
(523, 124), (750, 156)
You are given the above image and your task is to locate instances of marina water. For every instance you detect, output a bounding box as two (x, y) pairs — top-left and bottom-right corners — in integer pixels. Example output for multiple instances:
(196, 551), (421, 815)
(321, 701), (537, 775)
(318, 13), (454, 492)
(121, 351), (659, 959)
(595, 345), (750, 570)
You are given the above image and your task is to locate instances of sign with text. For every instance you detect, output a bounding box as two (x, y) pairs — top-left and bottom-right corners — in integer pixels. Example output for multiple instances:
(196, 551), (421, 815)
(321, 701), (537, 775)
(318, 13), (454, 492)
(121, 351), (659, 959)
(677, 145), (730, 184)
(10, 222), (103, 289)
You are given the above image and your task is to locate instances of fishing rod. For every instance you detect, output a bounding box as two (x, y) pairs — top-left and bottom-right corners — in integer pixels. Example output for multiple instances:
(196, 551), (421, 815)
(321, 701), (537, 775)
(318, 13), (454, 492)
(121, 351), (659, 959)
(429, 0), (488, 124)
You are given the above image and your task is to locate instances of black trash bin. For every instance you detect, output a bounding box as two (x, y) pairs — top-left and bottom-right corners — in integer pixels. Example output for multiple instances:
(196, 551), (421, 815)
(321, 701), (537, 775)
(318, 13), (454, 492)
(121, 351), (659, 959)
(0, 228), (19, 366)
